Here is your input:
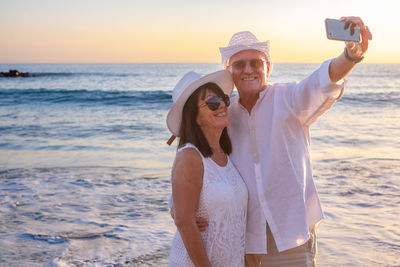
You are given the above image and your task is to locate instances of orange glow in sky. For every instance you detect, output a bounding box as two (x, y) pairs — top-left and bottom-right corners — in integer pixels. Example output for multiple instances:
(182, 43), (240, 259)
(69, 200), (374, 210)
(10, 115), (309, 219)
(1, 0), (399, 63)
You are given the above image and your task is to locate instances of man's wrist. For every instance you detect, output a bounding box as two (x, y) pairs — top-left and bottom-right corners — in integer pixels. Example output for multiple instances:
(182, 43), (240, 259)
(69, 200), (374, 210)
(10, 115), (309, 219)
(344, 47), (364, 64)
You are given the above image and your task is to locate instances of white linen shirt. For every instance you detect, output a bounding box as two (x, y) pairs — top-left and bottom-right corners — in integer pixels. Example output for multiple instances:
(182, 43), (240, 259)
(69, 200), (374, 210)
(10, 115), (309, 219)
(227, 59), (345, 254)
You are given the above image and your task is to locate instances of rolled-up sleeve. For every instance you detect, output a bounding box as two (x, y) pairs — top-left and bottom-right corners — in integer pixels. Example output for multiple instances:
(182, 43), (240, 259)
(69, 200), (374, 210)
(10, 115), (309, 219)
(289, 59), (346, 127)
(318, 59), (345, 98)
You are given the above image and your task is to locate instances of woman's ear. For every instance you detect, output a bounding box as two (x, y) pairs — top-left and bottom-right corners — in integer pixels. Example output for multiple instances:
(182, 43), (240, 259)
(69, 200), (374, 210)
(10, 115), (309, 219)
(196, 116), (201, 127)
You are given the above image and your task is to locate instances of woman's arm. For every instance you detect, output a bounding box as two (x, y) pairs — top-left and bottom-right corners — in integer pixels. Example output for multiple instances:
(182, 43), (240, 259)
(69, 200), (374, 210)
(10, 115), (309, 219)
(172, 148), (211, 267)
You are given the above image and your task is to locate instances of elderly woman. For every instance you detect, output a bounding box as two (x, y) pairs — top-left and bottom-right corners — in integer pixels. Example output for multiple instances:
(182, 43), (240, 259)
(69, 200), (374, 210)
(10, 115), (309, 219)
(166, 70), (248, 267)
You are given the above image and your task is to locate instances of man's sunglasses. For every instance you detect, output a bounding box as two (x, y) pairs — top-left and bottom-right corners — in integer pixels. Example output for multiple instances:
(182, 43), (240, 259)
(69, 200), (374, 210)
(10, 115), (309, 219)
(200, 94), (230, 111)
(230, 58), (266, 71)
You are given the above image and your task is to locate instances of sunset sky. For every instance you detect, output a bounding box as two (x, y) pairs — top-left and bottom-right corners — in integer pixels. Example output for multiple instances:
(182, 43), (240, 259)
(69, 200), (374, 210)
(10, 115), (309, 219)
(1, 0), (398, 63)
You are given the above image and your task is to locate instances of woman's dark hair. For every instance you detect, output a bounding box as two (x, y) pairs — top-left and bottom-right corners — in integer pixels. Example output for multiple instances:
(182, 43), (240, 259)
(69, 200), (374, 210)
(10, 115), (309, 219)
(178, 82), (232, 157)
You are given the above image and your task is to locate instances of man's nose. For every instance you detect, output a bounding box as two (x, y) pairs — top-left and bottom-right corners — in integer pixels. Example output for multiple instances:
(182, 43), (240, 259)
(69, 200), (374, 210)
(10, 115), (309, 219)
(243, 61), (253, 73)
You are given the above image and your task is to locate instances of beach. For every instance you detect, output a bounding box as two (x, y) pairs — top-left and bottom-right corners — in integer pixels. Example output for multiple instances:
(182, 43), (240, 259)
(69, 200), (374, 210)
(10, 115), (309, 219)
(0, 63), (399, 266)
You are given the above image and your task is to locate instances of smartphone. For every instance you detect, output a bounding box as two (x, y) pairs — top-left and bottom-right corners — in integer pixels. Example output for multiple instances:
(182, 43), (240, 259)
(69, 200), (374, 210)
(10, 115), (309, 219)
(325, 18), (360, 42)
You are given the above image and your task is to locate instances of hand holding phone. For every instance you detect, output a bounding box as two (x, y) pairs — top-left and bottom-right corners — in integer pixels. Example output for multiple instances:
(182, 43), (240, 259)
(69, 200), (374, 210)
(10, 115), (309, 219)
(325, 18), (360, 42)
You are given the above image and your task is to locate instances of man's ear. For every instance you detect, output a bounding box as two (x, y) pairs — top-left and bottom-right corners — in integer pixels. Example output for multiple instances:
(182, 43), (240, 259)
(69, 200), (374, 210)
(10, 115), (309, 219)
(224, 59), (231, 70)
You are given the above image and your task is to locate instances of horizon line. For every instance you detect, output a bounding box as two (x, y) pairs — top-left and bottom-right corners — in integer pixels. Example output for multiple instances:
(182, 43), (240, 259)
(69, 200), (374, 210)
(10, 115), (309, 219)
(1, 61), (399, 65)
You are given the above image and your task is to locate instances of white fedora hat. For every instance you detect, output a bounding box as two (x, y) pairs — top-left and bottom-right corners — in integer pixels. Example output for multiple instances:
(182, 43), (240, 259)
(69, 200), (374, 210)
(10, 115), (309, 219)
(166, 70), (233, 137)
(219, 31), (271, 67)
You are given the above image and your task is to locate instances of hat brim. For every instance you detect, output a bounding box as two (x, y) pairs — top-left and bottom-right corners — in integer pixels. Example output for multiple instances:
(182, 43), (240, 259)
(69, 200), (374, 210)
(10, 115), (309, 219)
(219, 41), (270, 66)
(167, 70), (233, 137)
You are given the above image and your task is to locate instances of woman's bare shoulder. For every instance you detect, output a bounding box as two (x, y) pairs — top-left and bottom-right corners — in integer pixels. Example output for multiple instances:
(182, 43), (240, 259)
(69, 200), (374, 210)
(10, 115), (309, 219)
(173, 147), (204, 184)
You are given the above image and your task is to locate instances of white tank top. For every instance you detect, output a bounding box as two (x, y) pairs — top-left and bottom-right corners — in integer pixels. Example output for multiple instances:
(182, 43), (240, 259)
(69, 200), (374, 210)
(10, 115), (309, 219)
(169, 143), (248, 267)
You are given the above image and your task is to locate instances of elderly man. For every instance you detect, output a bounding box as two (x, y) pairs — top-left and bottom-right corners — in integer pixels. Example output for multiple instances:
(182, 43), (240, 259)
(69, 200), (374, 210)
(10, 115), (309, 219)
(217, 16), (372, 266)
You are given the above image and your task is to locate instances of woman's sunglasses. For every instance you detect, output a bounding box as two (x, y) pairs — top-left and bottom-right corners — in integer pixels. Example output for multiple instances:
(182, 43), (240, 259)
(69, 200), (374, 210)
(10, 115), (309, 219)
(200, 94), (230, 111)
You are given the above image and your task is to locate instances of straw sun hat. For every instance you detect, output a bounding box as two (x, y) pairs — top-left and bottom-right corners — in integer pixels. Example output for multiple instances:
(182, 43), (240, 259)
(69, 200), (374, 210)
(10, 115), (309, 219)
(219, 31), (271, 67)
(166, 70), (233, 140)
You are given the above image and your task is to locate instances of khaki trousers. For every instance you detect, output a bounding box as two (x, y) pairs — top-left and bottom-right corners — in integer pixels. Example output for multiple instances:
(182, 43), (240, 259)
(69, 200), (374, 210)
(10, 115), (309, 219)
(245, 224), (317, 267)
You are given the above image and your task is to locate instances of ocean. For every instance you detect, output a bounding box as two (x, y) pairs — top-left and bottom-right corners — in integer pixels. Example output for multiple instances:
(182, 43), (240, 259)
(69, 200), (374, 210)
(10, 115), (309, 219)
(0, 63), (399, 266)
